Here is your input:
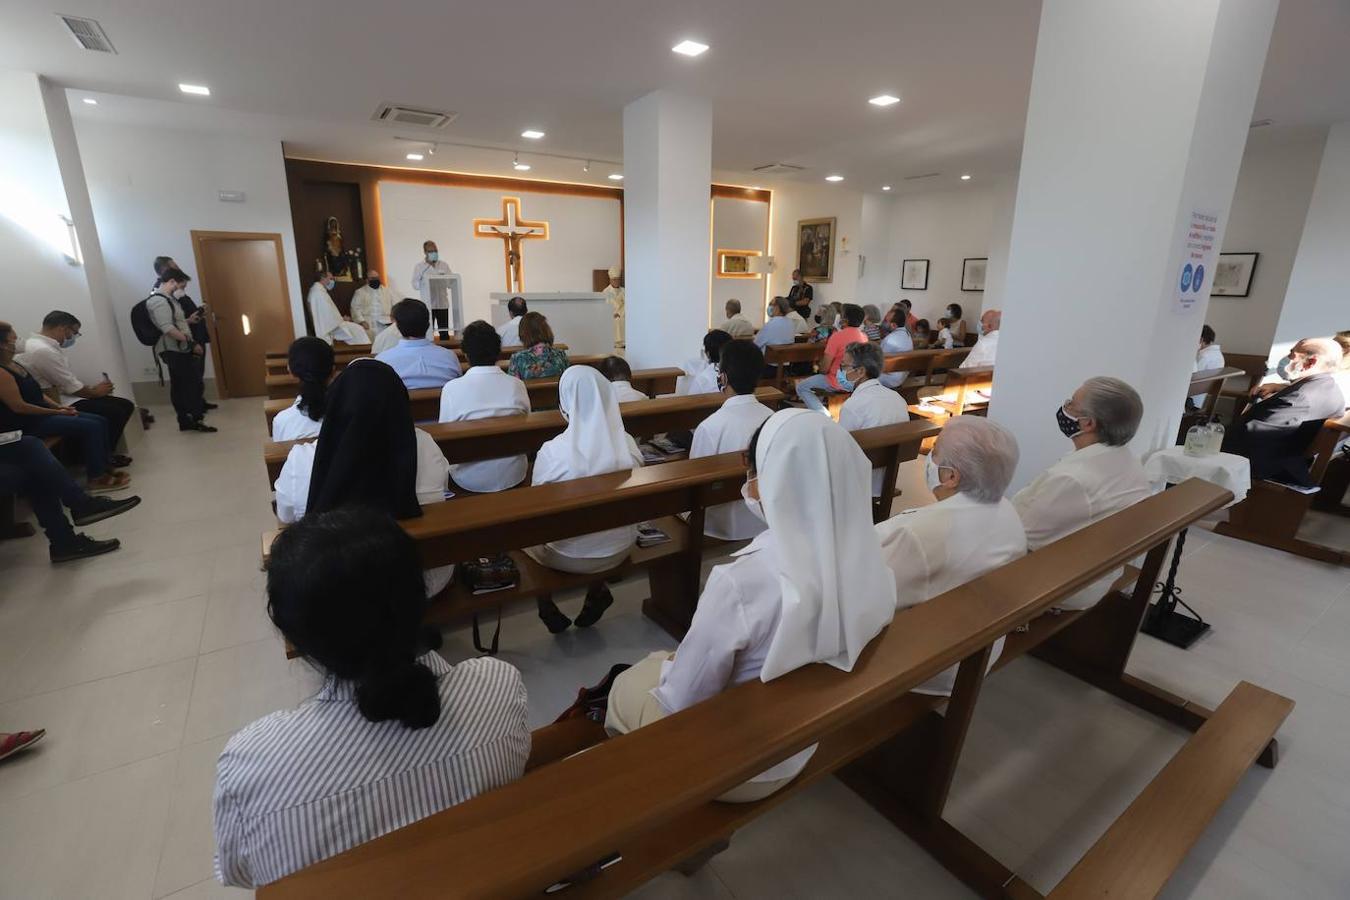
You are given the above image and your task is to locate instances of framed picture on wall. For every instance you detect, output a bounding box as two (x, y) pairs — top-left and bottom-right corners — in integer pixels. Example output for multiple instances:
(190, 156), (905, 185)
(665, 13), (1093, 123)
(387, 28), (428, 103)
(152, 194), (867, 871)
(901, 258), (930, 290)
(1211, 252), (1259, 297)
(961, 257), (988, 292)
(717, 248), (762, 278)
(797, 217), (836, 283)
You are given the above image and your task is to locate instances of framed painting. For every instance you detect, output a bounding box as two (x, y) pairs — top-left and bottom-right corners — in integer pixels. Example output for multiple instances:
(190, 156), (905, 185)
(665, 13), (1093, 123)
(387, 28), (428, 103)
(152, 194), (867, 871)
(901, 258), (930, 290)
(961, 257), (987, 292)
(717, 248), (761, 279)
(1211, 252), (1259, 297)
(797, 217), (836, 283)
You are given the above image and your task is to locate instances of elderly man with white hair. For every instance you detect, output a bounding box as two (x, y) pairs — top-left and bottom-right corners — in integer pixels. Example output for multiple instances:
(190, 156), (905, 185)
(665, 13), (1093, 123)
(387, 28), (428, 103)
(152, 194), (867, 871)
(1224, 336), (1346, 486)
(876, 416), (1027, 694)
(717, 299), (755, 339)
(964, 308), (1002, 367)
(1011, 375), (1151, 610)
(837, 341), (910, 496)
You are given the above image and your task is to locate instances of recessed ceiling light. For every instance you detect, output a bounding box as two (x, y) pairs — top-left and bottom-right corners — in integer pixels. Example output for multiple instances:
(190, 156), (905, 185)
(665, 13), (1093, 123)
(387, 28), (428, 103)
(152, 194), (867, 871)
(82, 97), (98, 105)
(960, 174), (972, 180)
(672, 39), (709, 57)
(521, 129), (545, 140)
(178, 83), (210, 96)
(406, 153), (424, 161)
(608, 173), (624, 181)
(825, 174), (844, 182)
(869, 94), (901, 107)
(882, 185), (892, 191)
(514, 162), (532, 171)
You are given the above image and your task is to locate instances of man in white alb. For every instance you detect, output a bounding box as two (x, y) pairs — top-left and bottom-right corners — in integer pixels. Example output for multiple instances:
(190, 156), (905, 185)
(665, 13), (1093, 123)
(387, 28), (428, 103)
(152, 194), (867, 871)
(497, 296), (527, 347)
(837, 342), (910, 496)
(439, 321), (531, 492)
(411, 240), (453, 338)
(717, 299), (755, 339)
(1012, 376), (1152, 610)
(306, 270), (370, 346)
(689, 341), (775, 540)
(349, 270), (397, 341)
(603, 267), (625, 348)
(964, 308), (1001, 367)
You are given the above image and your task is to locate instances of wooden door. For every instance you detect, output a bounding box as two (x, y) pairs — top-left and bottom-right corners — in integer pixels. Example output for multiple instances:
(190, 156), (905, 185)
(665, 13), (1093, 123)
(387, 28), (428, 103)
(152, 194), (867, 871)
(191, 231), (293, 398)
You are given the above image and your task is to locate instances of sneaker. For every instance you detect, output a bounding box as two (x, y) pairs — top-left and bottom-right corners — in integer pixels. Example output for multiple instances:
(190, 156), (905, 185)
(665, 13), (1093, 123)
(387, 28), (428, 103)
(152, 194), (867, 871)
(70, 494), (141, 526)
(50, 534), (121, 563)
(179, 422), (218, 433)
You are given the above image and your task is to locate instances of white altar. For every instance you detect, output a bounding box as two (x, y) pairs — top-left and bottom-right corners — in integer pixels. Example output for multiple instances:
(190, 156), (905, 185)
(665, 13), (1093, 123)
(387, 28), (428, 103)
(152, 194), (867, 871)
(490, 292), (613, 356)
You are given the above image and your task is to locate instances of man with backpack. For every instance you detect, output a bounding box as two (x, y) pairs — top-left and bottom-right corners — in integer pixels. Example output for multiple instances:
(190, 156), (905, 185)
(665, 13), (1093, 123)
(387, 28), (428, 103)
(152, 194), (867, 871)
(133, 267), (214, 432)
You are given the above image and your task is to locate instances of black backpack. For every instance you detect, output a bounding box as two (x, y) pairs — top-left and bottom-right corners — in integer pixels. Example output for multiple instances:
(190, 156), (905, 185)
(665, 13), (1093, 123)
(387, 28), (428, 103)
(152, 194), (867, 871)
(130, 293), (166, 346)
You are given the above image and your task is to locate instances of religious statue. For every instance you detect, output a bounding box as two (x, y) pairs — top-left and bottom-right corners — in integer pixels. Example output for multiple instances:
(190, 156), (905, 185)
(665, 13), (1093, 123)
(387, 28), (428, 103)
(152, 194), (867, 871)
(322, 216), (351, 281)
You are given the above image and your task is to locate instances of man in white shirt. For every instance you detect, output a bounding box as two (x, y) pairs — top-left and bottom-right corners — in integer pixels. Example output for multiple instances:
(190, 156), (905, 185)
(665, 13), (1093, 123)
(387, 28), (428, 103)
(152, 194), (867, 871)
(717, 299), (755, 340)
(876, 416), (1027, 694)
(410, 241), (453, 338)
(964, 308), (1001, 368)
(496, 296), (527, 347)
(18, 311), (135, 459)
(680, 329), (734, 396)
(307, 270), (370, 346)
(837, 342), (910, 496)
(879, 324), (915, 389)
(785, 306), (810, 337)
(375, 299), (461, 391)
(1012, 375), (1152, 610)
(1190, 324), (1226, 407)
(600, 356), (650, 404)
(349, 270), (397, 341)
(690, 341), (775, 540)
(754, 297), (797, 350)
(439, 321), (531, 492)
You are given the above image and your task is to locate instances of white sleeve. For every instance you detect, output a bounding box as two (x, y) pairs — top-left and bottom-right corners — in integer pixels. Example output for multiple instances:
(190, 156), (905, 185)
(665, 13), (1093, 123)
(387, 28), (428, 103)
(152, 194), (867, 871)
(212, 750), (255, 889)
(875, 518), (928, 611)
(515, 377), (532, 413)
(274, 448), (309, 524)
(1011, 471), (1091, 551)
(837, 398), (859, 432)
(689, 418), (716, 459)
(531, 441), (566, 485)
(437, 383), (458, 423)
(410, 262), (426, 291)
(653, 566), (749, 714)
(414, 429), (451, 504)
(626, 434), (645, 468)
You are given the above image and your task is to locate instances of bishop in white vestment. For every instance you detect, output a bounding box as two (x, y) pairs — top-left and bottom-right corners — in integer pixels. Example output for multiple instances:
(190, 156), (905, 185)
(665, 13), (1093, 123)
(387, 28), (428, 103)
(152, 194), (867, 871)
(603, 267), (625, 348)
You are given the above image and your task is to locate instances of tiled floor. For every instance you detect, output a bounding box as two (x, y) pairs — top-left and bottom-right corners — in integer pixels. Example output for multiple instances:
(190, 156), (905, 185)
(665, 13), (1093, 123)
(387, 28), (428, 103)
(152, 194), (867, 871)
(1, 397), (1347, 899)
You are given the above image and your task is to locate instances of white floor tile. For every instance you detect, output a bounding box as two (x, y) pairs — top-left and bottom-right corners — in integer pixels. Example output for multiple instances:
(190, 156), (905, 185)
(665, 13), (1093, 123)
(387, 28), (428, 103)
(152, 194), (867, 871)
(153, 735), (232, 898)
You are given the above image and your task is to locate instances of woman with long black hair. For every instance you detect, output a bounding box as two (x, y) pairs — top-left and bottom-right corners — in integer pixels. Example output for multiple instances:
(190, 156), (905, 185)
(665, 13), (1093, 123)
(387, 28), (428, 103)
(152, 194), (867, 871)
(269, 337), (334, 441)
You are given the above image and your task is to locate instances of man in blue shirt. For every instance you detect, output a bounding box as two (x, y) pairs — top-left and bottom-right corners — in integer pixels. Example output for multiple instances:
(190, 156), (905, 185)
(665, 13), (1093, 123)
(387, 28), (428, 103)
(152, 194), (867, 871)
(375, 299), (461, 390)
(754, 296), (796, 350)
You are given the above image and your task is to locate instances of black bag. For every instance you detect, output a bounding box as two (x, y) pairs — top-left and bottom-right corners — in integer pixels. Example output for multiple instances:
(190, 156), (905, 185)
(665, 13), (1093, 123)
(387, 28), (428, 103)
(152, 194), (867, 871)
(129, 295), (164, 346)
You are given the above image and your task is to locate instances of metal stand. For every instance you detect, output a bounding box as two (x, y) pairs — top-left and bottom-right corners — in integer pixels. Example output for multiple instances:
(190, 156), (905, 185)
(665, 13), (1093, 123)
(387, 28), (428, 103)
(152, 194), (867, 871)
(1140, 526), (1211, 649)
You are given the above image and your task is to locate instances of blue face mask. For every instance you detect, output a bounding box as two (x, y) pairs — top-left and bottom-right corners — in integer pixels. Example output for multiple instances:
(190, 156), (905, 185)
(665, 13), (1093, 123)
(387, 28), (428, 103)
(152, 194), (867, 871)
(324, 279), (336, 291)
(426, 251), (439, 263)
(60, 335), (78, 349)
(837, 365), (856, 391)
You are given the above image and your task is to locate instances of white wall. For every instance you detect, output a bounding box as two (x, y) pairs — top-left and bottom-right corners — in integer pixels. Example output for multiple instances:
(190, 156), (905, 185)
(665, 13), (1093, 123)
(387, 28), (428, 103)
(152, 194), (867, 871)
(710, 196), (769, 326)
(1271, 121), (1350, 362)
(379, 181), (621, 327)
(855, 193), (894, 312)
(766, 182), (864, 314)
(73, 117), (303, 386)
(1205, 132), (1325, 354)
(0, 72), (130, 391)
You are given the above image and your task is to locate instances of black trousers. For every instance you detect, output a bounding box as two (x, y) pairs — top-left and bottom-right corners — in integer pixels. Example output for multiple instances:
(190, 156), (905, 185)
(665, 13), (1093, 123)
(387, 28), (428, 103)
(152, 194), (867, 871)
(160, 350), (206, 426)
(431, 308), (450, 338)
(73, 395), (136, 448)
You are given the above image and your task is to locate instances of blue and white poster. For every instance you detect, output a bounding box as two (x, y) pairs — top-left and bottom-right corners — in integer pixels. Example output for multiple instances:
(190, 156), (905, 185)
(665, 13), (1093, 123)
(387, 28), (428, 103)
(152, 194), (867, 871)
(1175, 208), (1220, 314)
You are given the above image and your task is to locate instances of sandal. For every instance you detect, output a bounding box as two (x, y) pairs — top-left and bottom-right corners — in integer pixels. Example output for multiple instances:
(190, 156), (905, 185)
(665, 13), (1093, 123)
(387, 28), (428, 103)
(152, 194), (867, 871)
(86, 472), (131, 494)
(0, 729), (46, 762)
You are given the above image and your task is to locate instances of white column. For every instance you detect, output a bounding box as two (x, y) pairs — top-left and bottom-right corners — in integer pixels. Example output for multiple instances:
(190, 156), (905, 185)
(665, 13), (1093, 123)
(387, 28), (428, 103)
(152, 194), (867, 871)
(1268, 121), (1350, 366)
(990, 0), (1279, 489)
(622, 90), (712, 369)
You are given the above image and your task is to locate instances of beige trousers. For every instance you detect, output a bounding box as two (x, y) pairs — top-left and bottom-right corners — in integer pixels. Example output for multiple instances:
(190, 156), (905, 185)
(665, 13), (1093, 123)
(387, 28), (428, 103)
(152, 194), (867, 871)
(605, 651), (796, 804)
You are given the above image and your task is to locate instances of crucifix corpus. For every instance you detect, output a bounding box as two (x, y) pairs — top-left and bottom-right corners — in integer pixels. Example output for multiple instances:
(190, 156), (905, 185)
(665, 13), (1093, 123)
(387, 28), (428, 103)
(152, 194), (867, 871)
(472, 196), (550, 292)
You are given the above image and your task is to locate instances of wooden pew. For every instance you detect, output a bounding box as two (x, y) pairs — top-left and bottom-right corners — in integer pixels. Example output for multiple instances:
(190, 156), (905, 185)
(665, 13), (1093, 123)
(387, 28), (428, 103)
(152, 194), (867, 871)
(1215, 412), (1350, 565)
(893, 347), (973, 403)
(1176, 366), (1246, 443)
(906, 365), (995, 426)
(761, 341), (824, 390)
(1217, 352), (1270, 417)
(259, 479), (1293, 900)
(262, 366), (685, 429)
(264, 350), (594, 399)
(263, 388), (786, 487)
(263, 344), (566, 376)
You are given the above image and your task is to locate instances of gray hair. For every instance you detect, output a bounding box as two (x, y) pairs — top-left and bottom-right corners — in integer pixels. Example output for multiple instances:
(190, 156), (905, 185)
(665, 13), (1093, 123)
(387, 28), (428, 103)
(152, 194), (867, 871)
(863, 304), (881, 323)
(726, 298), (742, 315)
(772, 296), (790, 315)
(845, 341), (884, 380)
(933, 416), (1020, 503)
(1296, 337), (1344, 373)
(1078, 376), (1143, 446)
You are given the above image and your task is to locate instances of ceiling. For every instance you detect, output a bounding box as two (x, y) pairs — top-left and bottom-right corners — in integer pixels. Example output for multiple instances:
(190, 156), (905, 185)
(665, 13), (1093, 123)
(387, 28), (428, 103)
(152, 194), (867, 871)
(2, 0), (1347, 194)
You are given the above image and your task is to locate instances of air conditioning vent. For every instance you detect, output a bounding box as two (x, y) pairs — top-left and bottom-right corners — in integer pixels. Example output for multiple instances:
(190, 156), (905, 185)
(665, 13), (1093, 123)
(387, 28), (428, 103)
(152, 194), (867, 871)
(58, 14), (116, 53)
(752, 163), (806, 175)
(903, 172), (942, 182)
(371, 103), (458, 130)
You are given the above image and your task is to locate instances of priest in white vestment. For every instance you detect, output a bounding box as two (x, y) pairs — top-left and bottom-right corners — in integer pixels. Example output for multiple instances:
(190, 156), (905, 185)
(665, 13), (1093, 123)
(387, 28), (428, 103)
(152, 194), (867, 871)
(349, 270), (397, 341)
(876, 416), (1027, 695)
(307, 272), (370, 346)
(603, 267), (625, 348)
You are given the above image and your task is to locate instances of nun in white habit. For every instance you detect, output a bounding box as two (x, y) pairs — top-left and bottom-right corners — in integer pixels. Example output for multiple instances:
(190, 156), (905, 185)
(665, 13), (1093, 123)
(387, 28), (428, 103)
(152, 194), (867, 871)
(605, 409), (896, 803)
(527, 366), (645, 633)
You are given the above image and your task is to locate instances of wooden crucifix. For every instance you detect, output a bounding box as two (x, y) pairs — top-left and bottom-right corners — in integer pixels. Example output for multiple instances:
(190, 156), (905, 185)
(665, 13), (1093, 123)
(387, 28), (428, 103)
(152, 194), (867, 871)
(472, 196), (550, 292)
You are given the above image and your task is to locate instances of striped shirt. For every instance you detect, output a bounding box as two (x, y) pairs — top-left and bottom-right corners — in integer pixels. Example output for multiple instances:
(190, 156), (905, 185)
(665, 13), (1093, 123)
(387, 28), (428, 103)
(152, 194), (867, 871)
(213, 654), (529, 888)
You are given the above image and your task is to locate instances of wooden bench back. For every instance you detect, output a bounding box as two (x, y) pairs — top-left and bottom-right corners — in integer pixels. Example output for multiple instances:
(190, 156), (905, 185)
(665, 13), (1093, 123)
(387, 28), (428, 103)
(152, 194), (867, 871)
(263, 388), (785, 485)
(265, 351), (598, 399)
(1220, 353), (1269, 397)
(1185, 366), (1243, 418)
(258, 478), (1232, 900)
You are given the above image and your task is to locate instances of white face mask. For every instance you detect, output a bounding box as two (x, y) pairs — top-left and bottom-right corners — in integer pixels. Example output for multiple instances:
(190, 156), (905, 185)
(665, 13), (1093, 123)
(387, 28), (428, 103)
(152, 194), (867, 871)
(925, 454), (945, 493)
(741, 478), (766, 524)
(173, 287), (187, 299)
